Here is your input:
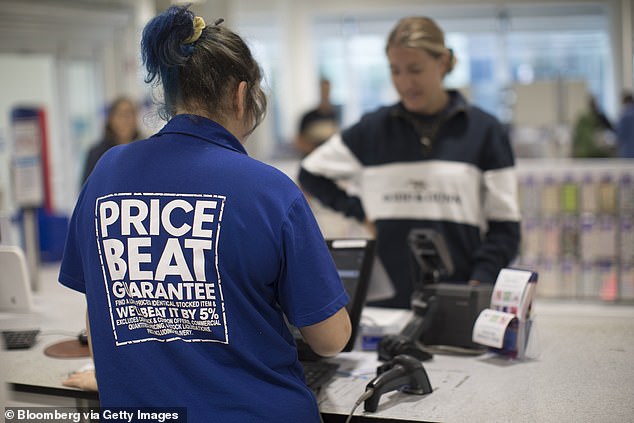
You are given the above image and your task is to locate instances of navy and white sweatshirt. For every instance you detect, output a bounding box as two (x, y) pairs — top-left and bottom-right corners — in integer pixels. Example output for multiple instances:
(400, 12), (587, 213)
(299, 90), (521, 308)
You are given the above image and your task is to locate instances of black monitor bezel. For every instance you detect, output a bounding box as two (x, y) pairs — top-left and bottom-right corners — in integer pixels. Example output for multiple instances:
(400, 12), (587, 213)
(326, 238), (376, 352)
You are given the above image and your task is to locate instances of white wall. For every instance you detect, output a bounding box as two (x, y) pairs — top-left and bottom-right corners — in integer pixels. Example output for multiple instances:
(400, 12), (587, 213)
(229, 0), (633, 159)
(0, 54), (59, 213)
(0, 0), (153, 216)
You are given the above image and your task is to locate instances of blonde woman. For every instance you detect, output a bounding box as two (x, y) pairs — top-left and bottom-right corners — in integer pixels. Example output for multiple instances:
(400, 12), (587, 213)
(300, 17), (521, 308)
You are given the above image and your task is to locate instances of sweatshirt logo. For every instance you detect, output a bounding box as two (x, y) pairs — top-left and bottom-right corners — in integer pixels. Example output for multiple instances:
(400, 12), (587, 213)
(407, 179), (427, 190)
(383, 180), (461, 205)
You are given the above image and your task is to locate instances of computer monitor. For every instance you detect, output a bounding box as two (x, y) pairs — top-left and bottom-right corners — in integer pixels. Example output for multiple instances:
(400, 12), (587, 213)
(327, 238), (375, 352)
(294, 238), (375, 359)
(0, 245), (33, 312)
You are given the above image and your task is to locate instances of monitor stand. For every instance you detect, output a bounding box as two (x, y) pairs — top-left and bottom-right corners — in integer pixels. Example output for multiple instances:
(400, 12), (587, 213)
(377, 289), (437, 362)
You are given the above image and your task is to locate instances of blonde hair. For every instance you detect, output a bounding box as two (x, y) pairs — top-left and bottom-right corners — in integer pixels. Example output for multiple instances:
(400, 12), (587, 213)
(386, 17), (456, 74)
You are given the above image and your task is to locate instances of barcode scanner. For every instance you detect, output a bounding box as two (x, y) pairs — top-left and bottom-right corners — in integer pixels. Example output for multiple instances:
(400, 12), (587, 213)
(378, 334), (433, 362)
(363, 354), (432, 412)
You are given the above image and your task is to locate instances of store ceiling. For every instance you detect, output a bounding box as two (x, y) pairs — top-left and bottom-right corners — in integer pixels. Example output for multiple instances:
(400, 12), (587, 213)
(0, 0), (135, 55)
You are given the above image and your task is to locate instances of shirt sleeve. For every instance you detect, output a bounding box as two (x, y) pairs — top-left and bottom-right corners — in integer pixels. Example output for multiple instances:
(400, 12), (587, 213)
(58, 191), (88, 294)
(471, 123), (521, 283)
(301, 132), (362, 180)
(277, 194), (349, 328)
(299, 133), (366, 221)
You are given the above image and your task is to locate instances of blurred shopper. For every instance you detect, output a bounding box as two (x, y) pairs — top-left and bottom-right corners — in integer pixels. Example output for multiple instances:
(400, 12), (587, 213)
(81, 96), (141, 183)
(299, 16), (521, 308)
(572, 95), (615, 158)
(616, 90), (634, 158)
(294, 78), (341, 156)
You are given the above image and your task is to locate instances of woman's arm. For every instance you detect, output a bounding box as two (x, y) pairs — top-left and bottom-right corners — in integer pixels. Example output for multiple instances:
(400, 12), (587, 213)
(298, 306), (351, 357)
(299, 133), (366, 221)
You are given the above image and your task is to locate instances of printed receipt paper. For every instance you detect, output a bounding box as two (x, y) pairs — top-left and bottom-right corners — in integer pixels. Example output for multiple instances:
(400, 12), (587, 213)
(472, 269), (535, 349)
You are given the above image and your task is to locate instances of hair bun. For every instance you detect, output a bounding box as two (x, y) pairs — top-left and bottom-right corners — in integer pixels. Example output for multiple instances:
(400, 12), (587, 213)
(141, 5), (198, 85)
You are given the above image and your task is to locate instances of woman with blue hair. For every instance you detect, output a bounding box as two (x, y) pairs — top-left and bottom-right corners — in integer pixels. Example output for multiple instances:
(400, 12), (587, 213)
(58, 5), (350, 421)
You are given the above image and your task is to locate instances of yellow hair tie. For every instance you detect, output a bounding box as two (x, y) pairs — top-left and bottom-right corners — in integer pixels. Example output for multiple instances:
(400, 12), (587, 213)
(183, 16), (206, 44)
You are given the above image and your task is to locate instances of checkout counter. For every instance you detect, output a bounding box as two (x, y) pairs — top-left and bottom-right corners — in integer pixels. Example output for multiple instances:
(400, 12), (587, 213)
(2, 264), (634, 422)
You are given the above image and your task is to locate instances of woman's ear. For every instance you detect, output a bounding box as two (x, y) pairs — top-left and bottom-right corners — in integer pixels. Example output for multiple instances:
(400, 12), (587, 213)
(235, 81), (248, 121)
(438, 51), (451, 75)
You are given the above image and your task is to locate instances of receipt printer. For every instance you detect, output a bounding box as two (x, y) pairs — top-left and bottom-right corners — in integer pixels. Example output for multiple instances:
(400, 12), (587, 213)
(419, 283), (493, 349)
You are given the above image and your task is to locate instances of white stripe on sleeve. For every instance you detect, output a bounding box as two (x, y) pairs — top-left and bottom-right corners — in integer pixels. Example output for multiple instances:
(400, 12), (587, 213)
(300, 133), (363, 180)
(483, 167), (521, 222)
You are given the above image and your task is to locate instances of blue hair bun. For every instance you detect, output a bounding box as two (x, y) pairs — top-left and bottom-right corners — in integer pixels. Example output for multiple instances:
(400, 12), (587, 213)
(141, 4), (197, 84)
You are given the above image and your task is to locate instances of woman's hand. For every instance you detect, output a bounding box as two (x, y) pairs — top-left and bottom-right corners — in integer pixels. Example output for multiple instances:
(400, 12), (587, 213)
(62, 370), (98, 391)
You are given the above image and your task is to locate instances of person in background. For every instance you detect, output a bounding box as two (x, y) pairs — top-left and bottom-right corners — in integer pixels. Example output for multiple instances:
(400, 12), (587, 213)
(616, 90), (634, 158)
(294, 78), (341, 156)
(81, 96), (141, 184)
(58, 5), (350, 422)
(299, 16), (521, 309)
(571, 95), (615, 158)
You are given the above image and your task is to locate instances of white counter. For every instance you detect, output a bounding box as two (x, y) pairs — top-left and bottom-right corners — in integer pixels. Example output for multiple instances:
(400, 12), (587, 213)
(3, 264), (634, 422)
(319, 300), (634, 422)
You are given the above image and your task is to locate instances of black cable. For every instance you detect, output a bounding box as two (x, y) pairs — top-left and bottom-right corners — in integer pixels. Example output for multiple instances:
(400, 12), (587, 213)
(344, 388), (374, 423)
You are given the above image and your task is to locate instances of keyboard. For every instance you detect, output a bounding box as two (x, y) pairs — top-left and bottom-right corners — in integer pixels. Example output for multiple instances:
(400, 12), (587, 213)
(301, 360), (340, 393)
(2, 329), (40, 350)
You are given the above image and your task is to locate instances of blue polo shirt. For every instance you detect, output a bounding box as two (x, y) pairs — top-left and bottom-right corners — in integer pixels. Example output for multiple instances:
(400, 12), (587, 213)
(59, 114), (348, 422)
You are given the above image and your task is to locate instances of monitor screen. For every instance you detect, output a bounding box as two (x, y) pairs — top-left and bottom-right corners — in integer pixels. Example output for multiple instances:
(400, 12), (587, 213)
(292, 239), (375, 358)
(326, 239), (375, 352)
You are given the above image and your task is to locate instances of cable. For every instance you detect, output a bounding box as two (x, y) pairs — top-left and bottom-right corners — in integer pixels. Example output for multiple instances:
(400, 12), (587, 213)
(424, 344), (487, 356)
(38, 330), (78, 337)
(344, 388), (374, 423)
